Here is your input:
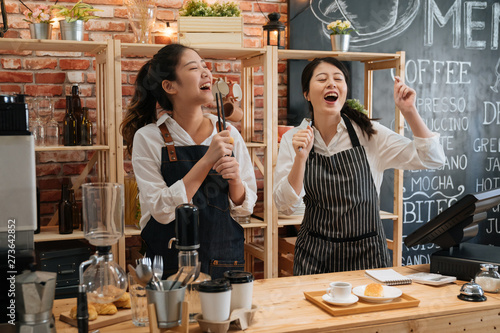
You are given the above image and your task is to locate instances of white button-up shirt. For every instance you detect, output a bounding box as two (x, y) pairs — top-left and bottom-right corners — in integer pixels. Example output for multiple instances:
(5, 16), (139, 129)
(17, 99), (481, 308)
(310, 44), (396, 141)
(132, 113), (257, 230)
(273, 117), (446, 215)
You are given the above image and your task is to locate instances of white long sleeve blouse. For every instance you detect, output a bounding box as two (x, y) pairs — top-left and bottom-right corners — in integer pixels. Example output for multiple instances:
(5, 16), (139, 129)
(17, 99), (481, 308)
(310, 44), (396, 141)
(132, 113), (257, 230)
(273, 117), (446, 215)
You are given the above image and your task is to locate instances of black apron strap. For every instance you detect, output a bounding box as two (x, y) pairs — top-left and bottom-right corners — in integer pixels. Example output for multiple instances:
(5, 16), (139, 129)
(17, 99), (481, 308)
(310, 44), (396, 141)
(341, 113), (361, 147)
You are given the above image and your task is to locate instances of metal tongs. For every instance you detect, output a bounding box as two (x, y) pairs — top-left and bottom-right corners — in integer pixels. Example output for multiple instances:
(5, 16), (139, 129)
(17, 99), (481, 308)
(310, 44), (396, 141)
(215, 89), (226, 131)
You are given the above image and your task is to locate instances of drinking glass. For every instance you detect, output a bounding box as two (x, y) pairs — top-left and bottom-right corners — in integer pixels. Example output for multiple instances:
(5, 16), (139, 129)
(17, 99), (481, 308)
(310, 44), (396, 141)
(129, 273), (149, 327)
(29, 96), (45, 146)
(39, 97), (59, 146)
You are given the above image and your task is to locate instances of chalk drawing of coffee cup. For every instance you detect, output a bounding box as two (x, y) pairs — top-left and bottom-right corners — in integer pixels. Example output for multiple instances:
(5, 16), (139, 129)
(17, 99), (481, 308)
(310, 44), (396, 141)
(310, 0), (420, 48)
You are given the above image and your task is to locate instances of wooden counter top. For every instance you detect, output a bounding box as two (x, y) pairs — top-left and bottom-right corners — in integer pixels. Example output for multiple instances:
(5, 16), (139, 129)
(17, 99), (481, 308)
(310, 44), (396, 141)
(53, 265), (500, 332)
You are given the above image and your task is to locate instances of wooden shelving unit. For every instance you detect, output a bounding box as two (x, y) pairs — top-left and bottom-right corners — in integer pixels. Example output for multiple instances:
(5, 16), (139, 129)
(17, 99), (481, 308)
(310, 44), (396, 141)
(114, 42), (276, 278)
(2, 38), (404, 280)
(274, 50), (406, 276)
(0, 38), (120, 245)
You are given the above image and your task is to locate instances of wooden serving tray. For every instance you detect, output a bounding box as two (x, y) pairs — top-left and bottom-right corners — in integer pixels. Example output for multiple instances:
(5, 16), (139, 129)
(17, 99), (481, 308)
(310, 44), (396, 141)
(59, 308), (132, 330)
(304, 291), (420, 316)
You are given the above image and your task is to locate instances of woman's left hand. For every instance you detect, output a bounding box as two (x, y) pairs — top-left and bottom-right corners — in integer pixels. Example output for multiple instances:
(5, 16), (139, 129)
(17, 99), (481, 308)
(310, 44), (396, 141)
(213, 156), (241, 185)
(394, 76), (417, 116)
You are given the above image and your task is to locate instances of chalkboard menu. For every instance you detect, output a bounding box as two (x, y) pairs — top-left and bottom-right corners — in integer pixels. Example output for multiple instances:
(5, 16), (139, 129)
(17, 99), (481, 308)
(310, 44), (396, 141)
(288, 0), (500, 266)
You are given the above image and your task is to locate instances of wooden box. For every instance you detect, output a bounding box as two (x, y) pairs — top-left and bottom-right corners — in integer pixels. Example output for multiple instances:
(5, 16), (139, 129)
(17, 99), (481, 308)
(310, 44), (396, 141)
(177, 16), (243, 47)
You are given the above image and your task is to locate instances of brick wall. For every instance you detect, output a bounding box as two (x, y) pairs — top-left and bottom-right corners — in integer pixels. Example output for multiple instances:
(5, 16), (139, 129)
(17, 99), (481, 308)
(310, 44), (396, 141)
(1, 0), (289, 275)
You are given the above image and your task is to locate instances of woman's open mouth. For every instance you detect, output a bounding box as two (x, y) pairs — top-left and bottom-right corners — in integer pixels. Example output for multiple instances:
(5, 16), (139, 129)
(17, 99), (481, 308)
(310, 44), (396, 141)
(324, 92), (338, 102)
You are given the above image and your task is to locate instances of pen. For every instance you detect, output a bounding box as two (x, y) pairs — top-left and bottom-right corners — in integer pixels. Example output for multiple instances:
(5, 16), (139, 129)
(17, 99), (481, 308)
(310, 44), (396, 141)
(298, 119), (313, 152)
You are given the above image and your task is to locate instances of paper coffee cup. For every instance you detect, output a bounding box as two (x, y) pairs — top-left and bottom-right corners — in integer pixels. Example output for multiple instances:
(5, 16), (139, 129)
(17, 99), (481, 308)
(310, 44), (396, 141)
(199, 279), (232, 322)
(224, 271), (254, 311)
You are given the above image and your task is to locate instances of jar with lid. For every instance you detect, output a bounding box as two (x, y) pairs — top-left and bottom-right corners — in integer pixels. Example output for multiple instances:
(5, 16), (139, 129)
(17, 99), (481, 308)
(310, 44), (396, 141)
(475, 263), (500, 293)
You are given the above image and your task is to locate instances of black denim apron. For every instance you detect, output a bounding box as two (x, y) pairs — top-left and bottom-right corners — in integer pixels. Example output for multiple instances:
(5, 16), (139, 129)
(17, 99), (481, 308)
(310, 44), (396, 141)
(141, 123), (245, 279)
(293, 114), (390, 275)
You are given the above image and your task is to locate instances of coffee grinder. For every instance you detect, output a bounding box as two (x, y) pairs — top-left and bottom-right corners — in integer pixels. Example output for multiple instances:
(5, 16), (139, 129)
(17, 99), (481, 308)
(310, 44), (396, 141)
(77, 183), (127, 332)
(168, 204), (210, 322)
(0, 94), (47, 332)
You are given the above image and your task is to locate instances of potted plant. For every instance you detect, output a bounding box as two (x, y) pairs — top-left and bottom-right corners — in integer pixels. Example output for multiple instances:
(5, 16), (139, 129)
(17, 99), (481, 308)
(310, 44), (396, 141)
(327, 20), (356, 52)
(51, 0), (102, 41)
(23, 5), (54, 39)
(178, 0), (243, 47)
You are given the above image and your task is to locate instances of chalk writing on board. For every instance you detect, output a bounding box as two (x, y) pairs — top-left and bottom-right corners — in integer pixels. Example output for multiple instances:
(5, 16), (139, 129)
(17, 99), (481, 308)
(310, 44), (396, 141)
(492, 57), (500, 92)
(309, 0), (420, 47)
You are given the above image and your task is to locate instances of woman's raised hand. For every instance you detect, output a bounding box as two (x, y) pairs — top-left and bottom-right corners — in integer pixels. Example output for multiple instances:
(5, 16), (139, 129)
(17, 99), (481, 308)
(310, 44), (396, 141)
(213, 156), (241, 185)
(292, 125), (314, 158)
(205, 125), (234, 166)
(394, 76), (417, 116)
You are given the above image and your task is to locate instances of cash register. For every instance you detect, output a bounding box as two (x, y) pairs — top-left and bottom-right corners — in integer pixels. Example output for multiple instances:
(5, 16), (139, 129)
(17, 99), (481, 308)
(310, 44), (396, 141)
(405, 188), (500, 280)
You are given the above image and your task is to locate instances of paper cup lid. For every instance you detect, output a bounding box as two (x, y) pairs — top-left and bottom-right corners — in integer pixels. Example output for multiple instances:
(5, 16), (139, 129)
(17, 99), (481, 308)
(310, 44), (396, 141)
(223, 271), (254, 284)
(199, 278), (232, 293)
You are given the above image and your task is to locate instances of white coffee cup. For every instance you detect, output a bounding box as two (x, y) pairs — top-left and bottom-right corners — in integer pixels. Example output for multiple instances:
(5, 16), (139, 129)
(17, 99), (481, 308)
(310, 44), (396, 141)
(326, 281), (352, 300)
(199, 279), (232, 322)
(224, 271), (254, 312)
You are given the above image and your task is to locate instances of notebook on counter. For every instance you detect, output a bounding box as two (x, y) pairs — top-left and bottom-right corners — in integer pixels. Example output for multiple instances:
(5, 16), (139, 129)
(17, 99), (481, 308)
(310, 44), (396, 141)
(365, 269), (413, 286)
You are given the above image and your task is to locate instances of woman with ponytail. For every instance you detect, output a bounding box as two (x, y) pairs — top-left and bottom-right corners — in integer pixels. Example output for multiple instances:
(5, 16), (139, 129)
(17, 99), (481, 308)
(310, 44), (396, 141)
(273, 57), (445, 275)
(121, 44), (257, 279)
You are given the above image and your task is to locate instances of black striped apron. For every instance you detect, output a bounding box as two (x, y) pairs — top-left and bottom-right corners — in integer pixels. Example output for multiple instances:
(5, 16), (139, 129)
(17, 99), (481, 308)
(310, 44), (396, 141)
(293, 114), (390, 275)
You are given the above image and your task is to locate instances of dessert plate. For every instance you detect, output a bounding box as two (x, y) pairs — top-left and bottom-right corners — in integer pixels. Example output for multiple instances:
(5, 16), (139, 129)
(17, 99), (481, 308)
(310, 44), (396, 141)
(352, 285), (402, 303)
(322, 293), (358, 306)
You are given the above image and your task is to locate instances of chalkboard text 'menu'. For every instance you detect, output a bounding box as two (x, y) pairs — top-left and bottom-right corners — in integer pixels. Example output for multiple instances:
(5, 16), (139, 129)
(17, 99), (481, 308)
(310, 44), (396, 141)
(425, 0), (500, 50)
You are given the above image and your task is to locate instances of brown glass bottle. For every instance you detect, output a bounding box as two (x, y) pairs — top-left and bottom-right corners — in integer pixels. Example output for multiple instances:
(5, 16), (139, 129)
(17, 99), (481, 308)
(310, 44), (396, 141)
(69, 189), (80, 230)
(59, 184), (73, 234)
(80, 107), (93, 146)
(71, 85), (82, 144)
(63, 96), (77, 146)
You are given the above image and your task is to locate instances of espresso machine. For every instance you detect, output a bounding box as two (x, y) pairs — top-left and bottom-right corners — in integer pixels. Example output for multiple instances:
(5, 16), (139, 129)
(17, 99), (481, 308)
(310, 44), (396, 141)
(0, 94), (56, 332)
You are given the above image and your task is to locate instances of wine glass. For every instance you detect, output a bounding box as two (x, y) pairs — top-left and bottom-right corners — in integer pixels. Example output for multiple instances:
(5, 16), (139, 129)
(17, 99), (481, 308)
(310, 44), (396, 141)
(41, 97), (59, 146)
(29, 96), (45, 146)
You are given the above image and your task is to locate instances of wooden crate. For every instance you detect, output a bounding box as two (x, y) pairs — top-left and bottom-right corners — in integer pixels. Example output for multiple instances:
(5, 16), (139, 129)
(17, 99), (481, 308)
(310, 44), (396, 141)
(177, 16), (243, 47)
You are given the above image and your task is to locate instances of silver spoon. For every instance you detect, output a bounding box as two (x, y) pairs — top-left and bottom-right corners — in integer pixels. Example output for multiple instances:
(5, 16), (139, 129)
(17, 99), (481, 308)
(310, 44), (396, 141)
(135, 259), (155, 289)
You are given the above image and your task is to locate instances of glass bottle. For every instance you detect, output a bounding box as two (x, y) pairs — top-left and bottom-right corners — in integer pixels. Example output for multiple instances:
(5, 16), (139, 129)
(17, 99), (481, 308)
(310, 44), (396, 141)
(69, 188), (80, 230)
(475, 264), (500, 293)
(71, 85), (83, 144)
(59, 183), (73, 234)
(80, 107), (93, 146)
(63, 96), (77, 146)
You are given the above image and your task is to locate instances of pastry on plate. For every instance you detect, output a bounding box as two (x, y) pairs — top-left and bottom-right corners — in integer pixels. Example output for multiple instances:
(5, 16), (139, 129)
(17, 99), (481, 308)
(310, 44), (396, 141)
(69, 304), (98, 321)
(364, 283), (384, 297)
(114, 292), (131, 308)
(91, 302), (118, 315)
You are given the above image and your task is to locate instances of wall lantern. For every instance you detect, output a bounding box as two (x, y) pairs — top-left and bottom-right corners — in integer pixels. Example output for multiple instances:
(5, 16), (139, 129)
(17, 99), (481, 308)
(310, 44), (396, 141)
(263, 12), (285, 49)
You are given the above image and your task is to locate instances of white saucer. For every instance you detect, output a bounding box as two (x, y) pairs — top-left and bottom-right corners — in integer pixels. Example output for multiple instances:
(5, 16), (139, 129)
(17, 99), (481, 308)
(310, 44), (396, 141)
(322, 293), (359, 306)
(352, 285), (402, 303)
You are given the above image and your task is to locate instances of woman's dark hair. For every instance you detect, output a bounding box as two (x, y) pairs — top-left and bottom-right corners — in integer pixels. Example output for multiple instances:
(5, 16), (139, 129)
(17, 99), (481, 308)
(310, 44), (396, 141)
(120, 44), (194, 155)
(301, 57), (377, 139)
